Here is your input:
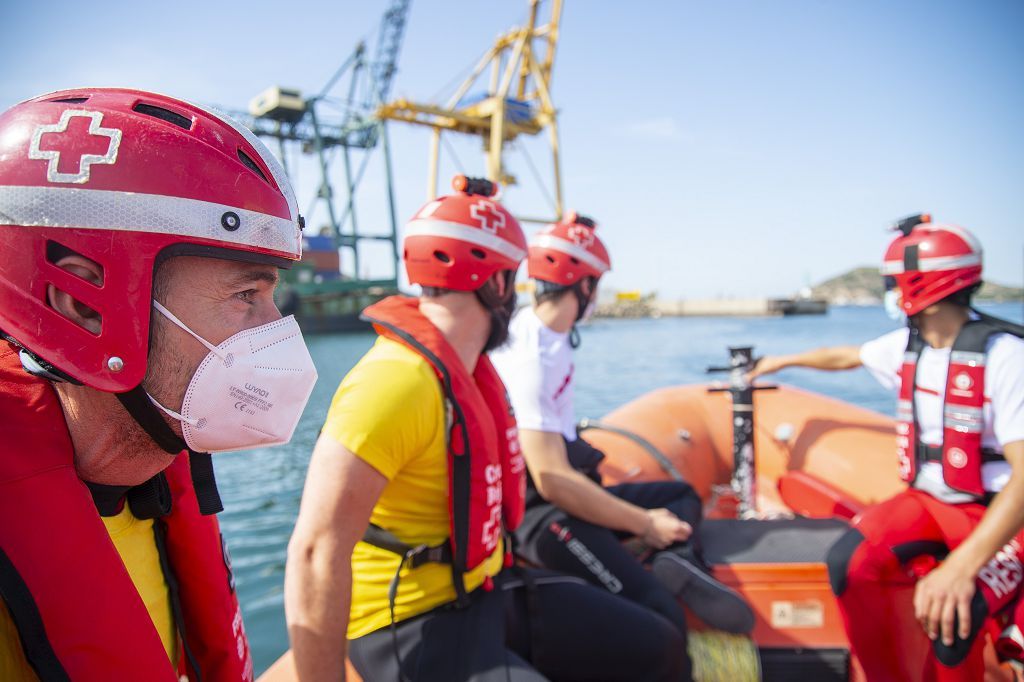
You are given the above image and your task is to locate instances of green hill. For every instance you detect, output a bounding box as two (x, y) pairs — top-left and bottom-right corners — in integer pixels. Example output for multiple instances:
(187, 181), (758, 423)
(811, 267), (1023, 305)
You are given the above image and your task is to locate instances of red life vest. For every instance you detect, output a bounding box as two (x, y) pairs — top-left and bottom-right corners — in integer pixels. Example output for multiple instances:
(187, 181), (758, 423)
(0, 343), (253, 682)
(896, 320), (1003, 497)
(361, 296), (526, 590)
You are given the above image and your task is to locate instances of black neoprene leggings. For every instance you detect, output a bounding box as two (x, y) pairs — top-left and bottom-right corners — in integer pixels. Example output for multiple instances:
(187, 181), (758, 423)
(348, 568), (687, 682)
(514, 481), (704, 670)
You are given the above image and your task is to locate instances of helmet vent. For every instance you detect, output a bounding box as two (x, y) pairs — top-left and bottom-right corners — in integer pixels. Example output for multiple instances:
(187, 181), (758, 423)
(46, 241), (105, 286)
(237, 149), (270, 183)
(433, 250), (452, 264)
(569, 257), (580, 265)
(50, 97), (89, 104)
(44, 241), (103, 336)
(132, 103), (192, 130)
(470, 248), (487, 260)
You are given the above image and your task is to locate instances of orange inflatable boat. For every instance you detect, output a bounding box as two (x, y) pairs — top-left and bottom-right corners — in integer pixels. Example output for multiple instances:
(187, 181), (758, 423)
(260, 346), (1018, 681)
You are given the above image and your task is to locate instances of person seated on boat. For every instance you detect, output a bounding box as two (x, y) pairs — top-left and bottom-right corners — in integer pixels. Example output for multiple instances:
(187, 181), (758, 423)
(748, 214), (1024, 681)
(0, 89), (318, 681)
(285, 178), (688, 682)
(490, 214), (755, 642)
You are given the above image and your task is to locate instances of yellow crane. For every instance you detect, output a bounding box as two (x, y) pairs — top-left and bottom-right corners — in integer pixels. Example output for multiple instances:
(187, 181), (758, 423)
(377, 0), (564, 223)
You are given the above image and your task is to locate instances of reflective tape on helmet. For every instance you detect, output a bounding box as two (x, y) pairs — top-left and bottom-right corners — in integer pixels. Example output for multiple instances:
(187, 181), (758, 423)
(528, 233), (610, 275)
(881, 252), (982, 275)
(405, 218), (526, 263)
(0, 184), (301, 257)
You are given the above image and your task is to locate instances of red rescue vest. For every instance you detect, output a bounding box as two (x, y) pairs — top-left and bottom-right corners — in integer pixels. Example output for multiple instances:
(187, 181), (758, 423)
(361, 296), (526, 591)
(896, 320), (1003, 497)
(0, 343), (253, 682)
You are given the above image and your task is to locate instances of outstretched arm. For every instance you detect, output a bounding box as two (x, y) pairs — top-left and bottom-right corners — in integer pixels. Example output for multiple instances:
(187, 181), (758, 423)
(519, 429), (691, 548)
(746, 345), (863, 381)
(286, 435), (388, 681)
(914, 441), (1024, 647)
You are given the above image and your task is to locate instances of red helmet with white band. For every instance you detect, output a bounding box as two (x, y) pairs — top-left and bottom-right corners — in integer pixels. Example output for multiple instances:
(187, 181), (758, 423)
(404, 175), (526, 291)
(0, 88), (303, 393)
(527, 211), (611, 286)
(881, 214), (982, 316)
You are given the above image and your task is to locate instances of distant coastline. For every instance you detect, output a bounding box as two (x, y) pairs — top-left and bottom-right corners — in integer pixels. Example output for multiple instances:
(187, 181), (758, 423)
(592, 267), (1022, 320)
(809, 266), (1023, 306)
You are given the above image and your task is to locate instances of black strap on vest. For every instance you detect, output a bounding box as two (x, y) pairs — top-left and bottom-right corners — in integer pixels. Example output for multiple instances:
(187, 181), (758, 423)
(85, 481), (133, 517)
(362, 523), (454, 682)
(917, 444), (1003, 464)
(153, 519), (204, 682)
(362, 524), (453, 569)
(188, 452), (224, 516)
(0, 548), (70, 681)
(127, 473), (174, 520)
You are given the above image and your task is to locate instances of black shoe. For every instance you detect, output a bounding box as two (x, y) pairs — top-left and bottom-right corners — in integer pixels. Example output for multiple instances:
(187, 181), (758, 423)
(652, 552), (755, 634)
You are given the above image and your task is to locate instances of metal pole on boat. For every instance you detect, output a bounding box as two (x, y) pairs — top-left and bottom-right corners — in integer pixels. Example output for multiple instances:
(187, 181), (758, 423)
(708, 346), (776, 518)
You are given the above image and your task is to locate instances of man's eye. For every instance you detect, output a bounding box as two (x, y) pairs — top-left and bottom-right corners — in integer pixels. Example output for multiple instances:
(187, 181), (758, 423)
(236, 289), (257, 303)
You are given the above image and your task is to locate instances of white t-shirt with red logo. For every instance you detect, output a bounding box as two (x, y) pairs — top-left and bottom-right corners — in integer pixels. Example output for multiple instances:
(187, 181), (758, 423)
(859, 325), (1024, 503)
(491, 307), (578, 442)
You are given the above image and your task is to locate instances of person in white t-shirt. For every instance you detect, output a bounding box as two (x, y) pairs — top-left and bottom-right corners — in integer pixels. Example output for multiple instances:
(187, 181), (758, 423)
(748, 214), (1024, 680)
(491, 214), (754, 680)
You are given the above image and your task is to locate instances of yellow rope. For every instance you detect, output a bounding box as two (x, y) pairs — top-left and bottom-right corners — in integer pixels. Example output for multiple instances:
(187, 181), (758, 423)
(688, 630), (760, 682)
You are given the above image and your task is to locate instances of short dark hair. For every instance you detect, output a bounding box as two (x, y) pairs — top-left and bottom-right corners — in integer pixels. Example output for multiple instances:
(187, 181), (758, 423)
(941, 281), (982, 309)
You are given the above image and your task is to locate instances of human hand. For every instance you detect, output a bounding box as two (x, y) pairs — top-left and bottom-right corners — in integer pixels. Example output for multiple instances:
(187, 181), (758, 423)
(913, 559), (977, 646)
(642, 508), (693, 549)
(745, 356), (787, 382)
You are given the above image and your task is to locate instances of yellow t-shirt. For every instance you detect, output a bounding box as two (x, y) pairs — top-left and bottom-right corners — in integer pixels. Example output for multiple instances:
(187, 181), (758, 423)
(325, 336), (504, 640)
(0, 505), (176, 680)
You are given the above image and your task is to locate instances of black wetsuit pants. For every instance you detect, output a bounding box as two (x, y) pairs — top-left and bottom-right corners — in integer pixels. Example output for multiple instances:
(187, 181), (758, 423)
(514, 479), (704, 679)
(349, 568), (686, 682)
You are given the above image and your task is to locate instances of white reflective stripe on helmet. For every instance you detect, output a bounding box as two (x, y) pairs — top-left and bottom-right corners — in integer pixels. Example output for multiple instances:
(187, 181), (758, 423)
(0, 184), (301, 257)
(405, 218), (526, 262)
(529, 233), (610, 275)
(881, 252), (982, 275)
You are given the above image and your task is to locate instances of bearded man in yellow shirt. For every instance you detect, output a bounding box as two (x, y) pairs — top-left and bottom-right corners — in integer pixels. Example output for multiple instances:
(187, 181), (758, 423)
(286, 177), (689, 681)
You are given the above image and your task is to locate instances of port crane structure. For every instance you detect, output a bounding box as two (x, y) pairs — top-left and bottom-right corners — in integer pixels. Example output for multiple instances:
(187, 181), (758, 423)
(377, 0), (565, 224)
(224, 0), (411, 289)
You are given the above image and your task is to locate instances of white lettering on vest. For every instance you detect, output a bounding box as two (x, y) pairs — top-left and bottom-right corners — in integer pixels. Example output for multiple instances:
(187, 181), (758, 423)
(978, 540), (1024, 599)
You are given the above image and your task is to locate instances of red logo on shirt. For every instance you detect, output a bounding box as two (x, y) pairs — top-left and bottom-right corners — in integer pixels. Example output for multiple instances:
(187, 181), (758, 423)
(552, 363), (574, 400)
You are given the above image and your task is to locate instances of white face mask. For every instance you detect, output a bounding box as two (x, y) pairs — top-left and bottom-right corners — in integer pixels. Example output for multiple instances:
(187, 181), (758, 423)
(147, 301), (318, 453)
(884, 289), (906, 322)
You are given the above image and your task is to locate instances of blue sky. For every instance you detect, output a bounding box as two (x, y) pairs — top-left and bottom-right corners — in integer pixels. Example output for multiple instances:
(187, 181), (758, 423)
(4, 1), (1022, 297)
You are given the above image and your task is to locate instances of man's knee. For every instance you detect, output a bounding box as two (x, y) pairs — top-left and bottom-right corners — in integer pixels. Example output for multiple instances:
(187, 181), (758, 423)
(826, 527), (866, 596)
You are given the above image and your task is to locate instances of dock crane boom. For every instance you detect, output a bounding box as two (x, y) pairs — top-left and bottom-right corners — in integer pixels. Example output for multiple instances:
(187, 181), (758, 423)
(377, 0), (564, 224)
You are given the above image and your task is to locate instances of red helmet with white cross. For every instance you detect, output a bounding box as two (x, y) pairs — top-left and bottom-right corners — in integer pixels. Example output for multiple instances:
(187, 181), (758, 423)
(527, 211), (611, 286)
(403, 175), (526, 291)
(881, 214), (982, 316)
(0, 88), (303, 392)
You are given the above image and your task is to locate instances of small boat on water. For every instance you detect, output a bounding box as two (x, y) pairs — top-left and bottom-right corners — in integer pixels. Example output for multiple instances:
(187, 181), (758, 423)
(259, 346), (1017, 681)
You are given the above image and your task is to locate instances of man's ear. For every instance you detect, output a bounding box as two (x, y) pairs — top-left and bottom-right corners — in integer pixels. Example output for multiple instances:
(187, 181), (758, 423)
(47, 254), (104, 335)
(489, 270), (511, 299)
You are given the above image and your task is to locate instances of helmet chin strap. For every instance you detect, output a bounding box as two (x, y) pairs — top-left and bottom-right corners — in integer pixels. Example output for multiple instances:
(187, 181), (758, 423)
(568, 278), (595, 349)
(116, 386), (223, 515)
(116, 385), (188, 454)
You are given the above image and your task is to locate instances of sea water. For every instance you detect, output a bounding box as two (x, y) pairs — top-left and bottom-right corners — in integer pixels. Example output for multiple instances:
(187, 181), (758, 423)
(212, 303), (1023, 673)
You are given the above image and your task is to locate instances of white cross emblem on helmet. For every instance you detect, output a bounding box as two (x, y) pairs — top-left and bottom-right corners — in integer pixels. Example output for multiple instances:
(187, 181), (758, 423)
(469, 200), (506, 235)
(28, 109), (123, 184)
(568, 224), (595, 249)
